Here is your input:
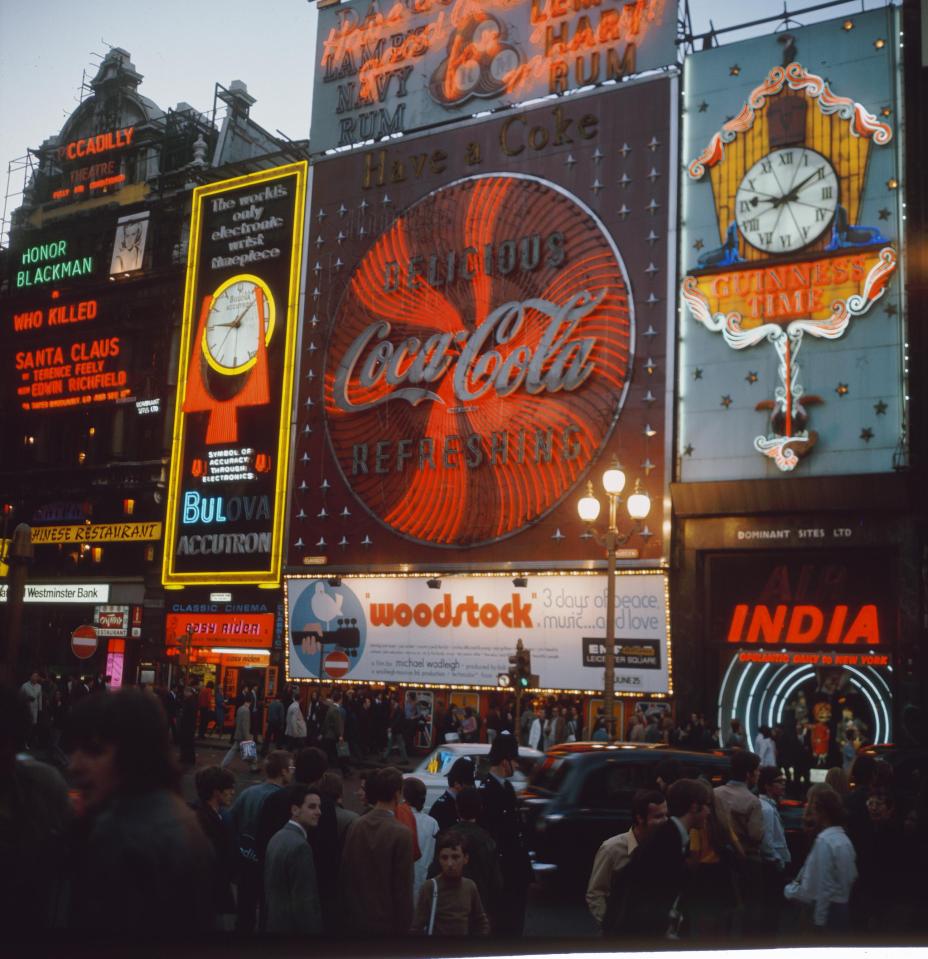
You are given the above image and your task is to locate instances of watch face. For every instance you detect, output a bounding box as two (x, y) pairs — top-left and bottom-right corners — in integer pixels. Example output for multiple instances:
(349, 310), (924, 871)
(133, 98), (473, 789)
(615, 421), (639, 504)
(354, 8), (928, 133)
(202, 275), (275, 375)
(735, 148), (838, 254)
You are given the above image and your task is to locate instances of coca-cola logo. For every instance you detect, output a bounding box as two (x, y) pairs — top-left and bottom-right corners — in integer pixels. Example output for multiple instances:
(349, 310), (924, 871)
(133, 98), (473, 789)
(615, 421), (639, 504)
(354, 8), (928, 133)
(324, 174), (633, 547)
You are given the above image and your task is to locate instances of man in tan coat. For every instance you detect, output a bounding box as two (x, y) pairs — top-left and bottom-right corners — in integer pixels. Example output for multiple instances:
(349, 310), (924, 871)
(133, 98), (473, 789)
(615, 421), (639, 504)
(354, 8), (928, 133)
(339, 766), (414, 935)
(586, 789), (667, 924)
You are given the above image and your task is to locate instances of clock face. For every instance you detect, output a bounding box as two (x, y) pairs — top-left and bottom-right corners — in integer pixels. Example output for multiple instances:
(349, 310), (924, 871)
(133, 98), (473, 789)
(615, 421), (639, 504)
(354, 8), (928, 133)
(735, 148), (839, 254)
(202, 275), (275, 375)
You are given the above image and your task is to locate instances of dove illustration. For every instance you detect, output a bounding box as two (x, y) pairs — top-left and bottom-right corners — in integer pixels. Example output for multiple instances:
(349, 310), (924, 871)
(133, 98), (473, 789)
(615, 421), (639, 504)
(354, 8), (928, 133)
(311, 581), (343, 626)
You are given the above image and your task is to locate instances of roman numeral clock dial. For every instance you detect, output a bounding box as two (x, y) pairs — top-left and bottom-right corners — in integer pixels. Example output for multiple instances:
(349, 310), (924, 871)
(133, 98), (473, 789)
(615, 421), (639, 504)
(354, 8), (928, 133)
(734, 147), (839, 254)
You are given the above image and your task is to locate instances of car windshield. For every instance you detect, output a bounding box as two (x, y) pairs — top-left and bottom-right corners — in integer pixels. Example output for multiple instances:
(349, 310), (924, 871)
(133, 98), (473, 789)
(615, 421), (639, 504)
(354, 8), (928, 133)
(529, 756), (570, 793)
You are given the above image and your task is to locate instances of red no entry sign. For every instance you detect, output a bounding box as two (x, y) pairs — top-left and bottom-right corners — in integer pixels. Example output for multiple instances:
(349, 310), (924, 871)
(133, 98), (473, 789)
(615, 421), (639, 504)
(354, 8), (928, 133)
(323, 650), (350, 679)
(71, 624), (98, 660)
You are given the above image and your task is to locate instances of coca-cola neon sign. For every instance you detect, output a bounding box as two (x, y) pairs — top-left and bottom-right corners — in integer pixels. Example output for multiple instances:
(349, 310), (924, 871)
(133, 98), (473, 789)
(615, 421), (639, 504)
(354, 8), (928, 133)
(324, 173), (633, 547)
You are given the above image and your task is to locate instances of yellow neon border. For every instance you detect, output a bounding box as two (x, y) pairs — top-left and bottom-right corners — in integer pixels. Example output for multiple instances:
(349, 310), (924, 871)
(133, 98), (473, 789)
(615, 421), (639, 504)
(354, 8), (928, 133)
(162, 161), (308, 587)
(201, 273), (276, 375)
(282, 569), (673, 696)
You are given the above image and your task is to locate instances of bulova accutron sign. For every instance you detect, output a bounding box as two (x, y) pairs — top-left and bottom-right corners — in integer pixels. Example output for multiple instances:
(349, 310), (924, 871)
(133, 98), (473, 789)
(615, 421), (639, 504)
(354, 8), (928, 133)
(163, 163), (307, 585)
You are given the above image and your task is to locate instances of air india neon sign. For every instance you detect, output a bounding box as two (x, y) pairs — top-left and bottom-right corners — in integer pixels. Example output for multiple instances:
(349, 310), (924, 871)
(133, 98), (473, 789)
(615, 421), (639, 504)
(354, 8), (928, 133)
(726, 604), (880, 646)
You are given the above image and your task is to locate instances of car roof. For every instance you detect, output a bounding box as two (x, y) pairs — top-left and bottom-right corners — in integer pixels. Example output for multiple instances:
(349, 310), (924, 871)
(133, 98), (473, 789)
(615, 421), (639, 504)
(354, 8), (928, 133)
(544, 741), (731, 764)
(422, 742), (543, 758)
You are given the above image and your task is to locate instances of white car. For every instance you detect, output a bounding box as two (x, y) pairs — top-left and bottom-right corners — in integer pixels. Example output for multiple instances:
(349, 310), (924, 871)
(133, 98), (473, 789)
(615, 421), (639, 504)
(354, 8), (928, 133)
(404, 742), (544, 812)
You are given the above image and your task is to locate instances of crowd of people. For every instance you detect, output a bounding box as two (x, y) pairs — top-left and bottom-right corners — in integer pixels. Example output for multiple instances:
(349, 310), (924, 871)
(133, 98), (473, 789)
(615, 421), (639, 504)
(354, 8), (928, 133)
(5, 671), (928, 946)
(2, 682), (534, 942)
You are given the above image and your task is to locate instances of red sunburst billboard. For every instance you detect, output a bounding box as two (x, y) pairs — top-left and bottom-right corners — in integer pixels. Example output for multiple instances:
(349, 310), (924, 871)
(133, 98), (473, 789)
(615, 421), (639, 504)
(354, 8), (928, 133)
(291, 77), (674, 568)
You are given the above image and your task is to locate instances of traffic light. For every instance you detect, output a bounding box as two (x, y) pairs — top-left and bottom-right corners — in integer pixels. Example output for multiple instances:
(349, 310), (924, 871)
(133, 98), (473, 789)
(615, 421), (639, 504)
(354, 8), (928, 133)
(508, 639), (535, 689)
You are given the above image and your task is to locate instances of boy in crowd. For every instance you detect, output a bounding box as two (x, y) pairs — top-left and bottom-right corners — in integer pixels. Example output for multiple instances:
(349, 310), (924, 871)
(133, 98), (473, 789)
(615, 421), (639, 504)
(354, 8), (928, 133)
(413, 830), (489, 936)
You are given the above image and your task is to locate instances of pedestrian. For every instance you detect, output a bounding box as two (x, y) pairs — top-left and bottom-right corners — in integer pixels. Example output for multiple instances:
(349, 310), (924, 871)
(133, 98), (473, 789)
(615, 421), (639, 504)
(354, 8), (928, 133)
(264, 784), (323, 936)
(429, 756), (475, 832)
(322, 690), (347, 770)
(178, 683), (198, 765)
(628, 712), (647, 742)
(228, 750), (294, 932)
(477, 732), (534, 936)
(714, 749), (764, 932)
(193, 764), (237, 927)
(607, 778), (709, 940)
(683, 779), (742, 940)
(526, 705), (543, 750)
(262, 692), (286, 756)
(438, 787), (502, 912)
(442, 702), (461, 743)
(382, 697), (409, 762)
(460, 706), (478, 743)
(404, 777), (439, 902)
(485, 703), (502, 746)
(0, 684), (72, 937)
(339, 766), (415, 936)
(725, 718), (747, 750)
(221, 700), (256, 771)
(317, 769), (359, 847)
(588, 788), (667, 926)
(784, 784), (857, 932)
(856, 787), (910, 932)
(163, 682), (180, 743)
(758, 765), (790, 936)
(197, 681), (215, 739)
(64, 688), (213, 935)
(413, 830), (490, 936)
(214, 682), (226, 737)
(755, 725), (778, 767)
(284, 691), (307, 751)
(644, 713), (662, 743)
(19, 671), (43, 747)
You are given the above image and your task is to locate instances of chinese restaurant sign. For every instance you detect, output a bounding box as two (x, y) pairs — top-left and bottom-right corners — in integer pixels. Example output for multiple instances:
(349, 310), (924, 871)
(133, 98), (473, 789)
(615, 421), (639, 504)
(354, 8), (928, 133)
(311, 0), (675, 154)
(290, 78), (675, 567)
(679, 9), (903, 479)
(285, 572), (670, 693)
(162, 163), (307, 585)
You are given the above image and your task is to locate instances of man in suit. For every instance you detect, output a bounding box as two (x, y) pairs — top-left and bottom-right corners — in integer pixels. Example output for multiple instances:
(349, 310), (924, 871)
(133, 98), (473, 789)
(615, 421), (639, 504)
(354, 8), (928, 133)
(429, 756), (476, 832)
(264, 784), (323, 935)
(615, 778), (710, 940)
(477, 732), (534, 936)
(339, 766), (415, 936)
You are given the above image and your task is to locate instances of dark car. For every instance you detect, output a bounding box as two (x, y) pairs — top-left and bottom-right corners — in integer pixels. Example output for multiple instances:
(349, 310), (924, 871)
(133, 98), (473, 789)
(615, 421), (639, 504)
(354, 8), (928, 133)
(519, 743), (730, 883)
(519, 742), (806, 884)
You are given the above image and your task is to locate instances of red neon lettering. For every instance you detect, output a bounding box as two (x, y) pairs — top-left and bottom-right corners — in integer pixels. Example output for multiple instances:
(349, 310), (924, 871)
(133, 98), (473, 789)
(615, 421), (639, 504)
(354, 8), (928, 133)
(784, 605), (823, 645)
(842, 605), (880, 645)
(745, 604), (787, 645)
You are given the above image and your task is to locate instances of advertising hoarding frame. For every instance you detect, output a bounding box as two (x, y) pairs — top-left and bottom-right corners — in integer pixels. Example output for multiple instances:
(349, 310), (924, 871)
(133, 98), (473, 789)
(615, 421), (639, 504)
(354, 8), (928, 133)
(162, 162), (308, 586)
(310, 0), (678, 156)
(289, 74), (678, 572)
(283, 570), (672, 695)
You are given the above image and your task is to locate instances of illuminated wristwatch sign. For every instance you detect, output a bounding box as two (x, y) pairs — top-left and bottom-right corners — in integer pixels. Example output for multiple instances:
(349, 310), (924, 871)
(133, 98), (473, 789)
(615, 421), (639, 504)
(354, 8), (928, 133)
(325, 173), (632, 547)
(162, 162), (307, 586)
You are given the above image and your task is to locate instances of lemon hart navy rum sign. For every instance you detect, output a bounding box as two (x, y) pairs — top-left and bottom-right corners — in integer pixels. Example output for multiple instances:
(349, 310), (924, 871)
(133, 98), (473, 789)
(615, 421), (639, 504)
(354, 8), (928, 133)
(290, 76), (675, 568)
(163, 164), (307, 585)
(679, 8), (904, 479)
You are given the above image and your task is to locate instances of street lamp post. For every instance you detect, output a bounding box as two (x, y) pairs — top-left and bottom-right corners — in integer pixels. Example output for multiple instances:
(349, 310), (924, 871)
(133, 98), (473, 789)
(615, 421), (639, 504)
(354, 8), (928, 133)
(577, 460), (651, 739)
